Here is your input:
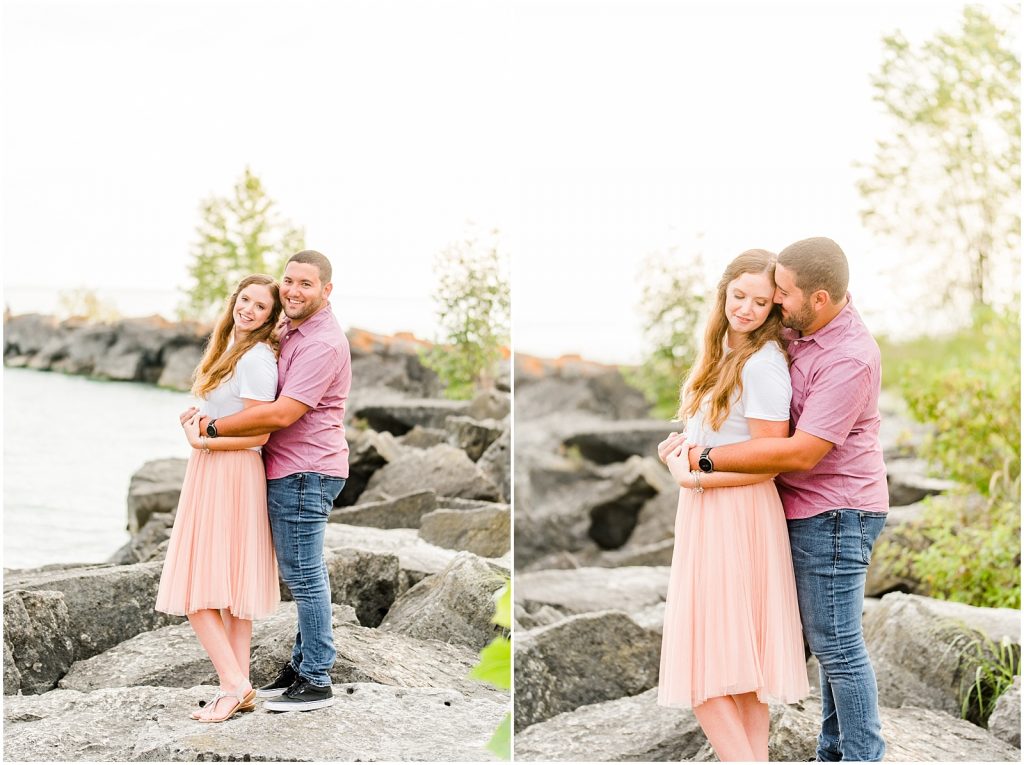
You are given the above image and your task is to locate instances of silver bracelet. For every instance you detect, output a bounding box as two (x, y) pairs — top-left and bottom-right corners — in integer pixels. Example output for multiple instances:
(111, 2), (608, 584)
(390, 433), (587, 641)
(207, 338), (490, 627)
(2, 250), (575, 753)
(691, 470), (704, 494)
(200, 436), (210, 453)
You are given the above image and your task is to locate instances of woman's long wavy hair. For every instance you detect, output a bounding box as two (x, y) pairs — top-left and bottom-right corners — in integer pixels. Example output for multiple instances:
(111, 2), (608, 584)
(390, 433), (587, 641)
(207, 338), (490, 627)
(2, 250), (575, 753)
(191, 274), (282, 398)
(676, 249), (786, 428)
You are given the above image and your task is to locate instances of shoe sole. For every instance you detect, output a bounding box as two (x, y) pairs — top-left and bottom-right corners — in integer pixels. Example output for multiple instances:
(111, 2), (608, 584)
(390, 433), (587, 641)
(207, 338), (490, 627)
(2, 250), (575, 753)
(255, 687), (289, 698)
(263, 697), (335, 712)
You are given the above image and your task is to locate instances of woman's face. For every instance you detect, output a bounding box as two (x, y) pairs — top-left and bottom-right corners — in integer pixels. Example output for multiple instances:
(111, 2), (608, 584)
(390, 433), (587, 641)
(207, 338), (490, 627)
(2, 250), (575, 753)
(724, 271), (774, 337)
(232, 283), (275, 336)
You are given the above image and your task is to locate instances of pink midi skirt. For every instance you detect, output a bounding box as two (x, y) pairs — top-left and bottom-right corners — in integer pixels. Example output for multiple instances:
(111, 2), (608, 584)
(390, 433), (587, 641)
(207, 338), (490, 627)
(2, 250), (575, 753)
(658, 480), (810, 709)
(155, 449), (279, 621)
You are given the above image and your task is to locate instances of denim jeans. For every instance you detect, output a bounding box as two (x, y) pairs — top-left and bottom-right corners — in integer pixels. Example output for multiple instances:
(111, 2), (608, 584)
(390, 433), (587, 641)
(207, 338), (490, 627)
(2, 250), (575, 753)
(787, 509), (887, 762)
(267, 472), (345, 687)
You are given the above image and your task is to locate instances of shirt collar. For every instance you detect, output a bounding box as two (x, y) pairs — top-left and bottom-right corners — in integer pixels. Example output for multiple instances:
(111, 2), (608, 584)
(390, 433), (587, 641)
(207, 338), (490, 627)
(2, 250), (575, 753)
(792, 293), (857, 350)
(281, 301), (332, 338)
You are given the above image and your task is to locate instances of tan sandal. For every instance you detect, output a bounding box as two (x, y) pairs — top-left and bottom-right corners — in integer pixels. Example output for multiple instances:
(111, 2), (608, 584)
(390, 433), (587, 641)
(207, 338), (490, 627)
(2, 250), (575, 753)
(194, 681), (256, 723)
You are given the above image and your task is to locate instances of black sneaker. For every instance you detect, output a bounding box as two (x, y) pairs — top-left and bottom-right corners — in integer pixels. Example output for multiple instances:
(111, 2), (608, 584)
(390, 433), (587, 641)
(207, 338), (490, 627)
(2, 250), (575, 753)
(263, 678), (334, 712)
(256, 663), (299, 698)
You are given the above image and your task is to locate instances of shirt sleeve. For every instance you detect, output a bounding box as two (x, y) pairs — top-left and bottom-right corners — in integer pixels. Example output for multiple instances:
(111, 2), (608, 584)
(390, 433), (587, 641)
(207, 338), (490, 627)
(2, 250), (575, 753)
(741, 346), (792, 421)
(279, 340), (340, 408)
(795, 356), (874, 446)
(236, 345), (278, 401)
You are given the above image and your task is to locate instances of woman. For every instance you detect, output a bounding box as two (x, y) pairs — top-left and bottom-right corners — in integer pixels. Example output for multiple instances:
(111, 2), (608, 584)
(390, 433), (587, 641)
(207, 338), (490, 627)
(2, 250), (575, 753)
(656, 250), (809, 761)
(155, 274), (282, 723)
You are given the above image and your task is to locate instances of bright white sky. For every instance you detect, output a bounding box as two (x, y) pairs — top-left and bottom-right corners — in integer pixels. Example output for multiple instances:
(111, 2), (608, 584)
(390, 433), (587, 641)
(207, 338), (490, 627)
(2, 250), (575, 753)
(2, 0), (1015, 363)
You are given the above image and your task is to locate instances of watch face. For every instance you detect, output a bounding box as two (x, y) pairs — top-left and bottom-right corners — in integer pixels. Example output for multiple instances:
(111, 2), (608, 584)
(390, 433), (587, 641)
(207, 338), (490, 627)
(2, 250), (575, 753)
(698, 456), (713, 473)
(206, 423), (217, 438)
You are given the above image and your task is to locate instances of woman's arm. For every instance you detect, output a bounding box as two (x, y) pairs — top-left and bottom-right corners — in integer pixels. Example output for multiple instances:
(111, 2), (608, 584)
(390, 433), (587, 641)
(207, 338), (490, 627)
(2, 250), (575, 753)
(180, 399), (272, 451)
(666, 450), (774, 488)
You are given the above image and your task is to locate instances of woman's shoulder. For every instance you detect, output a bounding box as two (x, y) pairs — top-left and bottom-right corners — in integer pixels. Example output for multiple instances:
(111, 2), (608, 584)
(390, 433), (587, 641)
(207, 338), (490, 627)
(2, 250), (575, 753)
(237, 342), (278, 374)
(746, 340), (787, 369)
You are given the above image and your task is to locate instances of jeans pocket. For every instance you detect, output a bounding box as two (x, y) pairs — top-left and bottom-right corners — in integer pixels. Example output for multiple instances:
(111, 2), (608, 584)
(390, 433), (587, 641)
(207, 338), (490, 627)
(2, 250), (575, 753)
(859, 512), (887, 565)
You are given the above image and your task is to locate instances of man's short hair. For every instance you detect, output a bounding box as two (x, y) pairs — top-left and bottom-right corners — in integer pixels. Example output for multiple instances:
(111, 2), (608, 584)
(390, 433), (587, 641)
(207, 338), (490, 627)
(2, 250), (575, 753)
(778, 237), (849, 304)
(287, 250), (332, 285)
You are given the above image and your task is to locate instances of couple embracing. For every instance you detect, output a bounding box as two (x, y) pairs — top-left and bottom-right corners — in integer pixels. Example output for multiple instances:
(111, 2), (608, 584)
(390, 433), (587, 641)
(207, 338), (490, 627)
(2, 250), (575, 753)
(154, 250), (351, 722)
(656, 237), (889, 762)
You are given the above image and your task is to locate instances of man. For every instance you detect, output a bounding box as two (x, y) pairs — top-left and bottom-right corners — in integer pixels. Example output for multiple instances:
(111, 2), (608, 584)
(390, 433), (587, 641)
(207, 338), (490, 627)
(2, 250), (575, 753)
(682, 237), (889, 761)
(200, 249), (351, 712)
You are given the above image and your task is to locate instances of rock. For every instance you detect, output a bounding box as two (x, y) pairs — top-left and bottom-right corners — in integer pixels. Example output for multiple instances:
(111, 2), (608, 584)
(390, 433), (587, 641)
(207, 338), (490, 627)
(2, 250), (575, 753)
(466, 388), (511, 421)
(988, 676), (1021, 748)
(156, 345), (203, 390)
(336, 429), (403, 506)
(886, 457), (958, 506)
(107, 512), (174, 565)
(478, 428), (511, 502)
(50, 323), (117, 375)
(126, 458), (187, 534)
(4, 561), (184, 666)
(379, 552), (508, 651)
(514, 688), (706, 761)
(278, 548), (399, 628)
(4, 683), (507, 762)
(3, 590), (76, 694)
(517, 604), (570, 631)
(878, 703), (1022, 761)
(361, 444), (500, 503)
(864, 502), (928, 597)
(514, 368), (651, 422)
(562, 420), (671, 465)
(446, 415), (504, 461)
(399, 425), (449, 449)
(514, 610), (661, 729)
(323, 524), (466, 584)
(516, 566), (670, 616)
(595, 538), (676, 567)
(419, 507), (511, 558)
(329, 490), (439, 529)
(864, 592), (1021, 718)
(353, 397), (472, 435)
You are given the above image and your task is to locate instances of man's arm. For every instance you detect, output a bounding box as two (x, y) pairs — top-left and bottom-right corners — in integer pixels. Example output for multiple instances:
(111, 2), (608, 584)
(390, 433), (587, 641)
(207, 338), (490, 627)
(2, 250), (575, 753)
(201, 395), (310, 437)
(688, 428), (834, 474)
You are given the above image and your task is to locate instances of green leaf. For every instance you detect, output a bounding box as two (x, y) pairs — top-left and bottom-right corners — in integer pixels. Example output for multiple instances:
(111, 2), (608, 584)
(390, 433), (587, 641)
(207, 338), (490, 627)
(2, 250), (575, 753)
(492, 582), (511, 629)
(486, 713), (511, 760)
(468, 636), (510, 690)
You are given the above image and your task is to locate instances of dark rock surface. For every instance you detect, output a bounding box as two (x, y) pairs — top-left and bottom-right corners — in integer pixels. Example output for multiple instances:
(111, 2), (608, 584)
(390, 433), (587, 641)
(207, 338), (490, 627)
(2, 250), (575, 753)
(988, 675), (1021, 748)
(361, 444), (500, 503)
(329, 489), (439, 529)
(4, 590), (76, 695)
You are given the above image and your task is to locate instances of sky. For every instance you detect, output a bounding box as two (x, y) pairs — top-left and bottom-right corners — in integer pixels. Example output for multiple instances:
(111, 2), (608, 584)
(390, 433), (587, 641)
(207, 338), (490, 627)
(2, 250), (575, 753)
(2, 0), (1017, 363)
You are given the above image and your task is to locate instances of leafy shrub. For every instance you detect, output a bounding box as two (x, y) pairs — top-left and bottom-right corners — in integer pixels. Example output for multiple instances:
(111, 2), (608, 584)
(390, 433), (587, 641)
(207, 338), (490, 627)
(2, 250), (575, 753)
(469, 580), (510, 759)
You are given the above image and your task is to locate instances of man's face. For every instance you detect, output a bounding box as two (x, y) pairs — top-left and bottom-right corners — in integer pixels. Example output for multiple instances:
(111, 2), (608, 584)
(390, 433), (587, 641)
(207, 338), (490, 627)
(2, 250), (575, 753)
(280, 262), (331, 324)
(773, 264), (815, 331)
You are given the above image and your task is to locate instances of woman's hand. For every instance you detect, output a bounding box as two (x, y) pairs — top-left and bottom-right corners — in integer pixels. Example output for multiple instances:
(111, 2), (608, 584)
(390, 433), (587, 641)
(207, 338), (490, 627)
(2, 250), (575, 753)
(657, 431), (689, 464)
(666, 449), (695, 488)
(179, 407), (199, 426)
(181, 412), (203, 449)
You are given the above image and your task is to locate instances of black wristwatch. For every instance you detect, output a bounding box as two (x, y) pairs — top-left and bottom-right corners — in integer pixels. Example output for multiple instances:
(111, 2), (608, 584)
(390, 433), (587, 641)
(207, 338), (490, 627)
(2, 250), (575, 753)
(206, 419), (219, 438)
(698, 447), (715, 473)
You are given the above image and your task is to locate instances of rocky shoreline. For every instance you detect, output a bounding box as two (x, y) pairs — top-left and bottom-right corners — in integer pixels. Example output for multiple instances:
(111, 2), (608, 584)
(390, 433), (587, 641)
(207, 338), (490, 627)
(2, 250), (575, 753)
(511, 353), (1021, 761)
(4, 314), (512, 761)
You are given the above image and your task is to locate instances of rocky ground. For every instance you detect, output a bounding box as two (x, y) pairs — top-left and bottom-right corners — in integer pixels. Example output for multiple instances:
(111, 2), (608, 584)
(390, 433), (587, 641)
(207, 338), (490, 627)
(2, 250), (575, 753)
(4, 314), (511, 762)
(512, 353), (1021, 761)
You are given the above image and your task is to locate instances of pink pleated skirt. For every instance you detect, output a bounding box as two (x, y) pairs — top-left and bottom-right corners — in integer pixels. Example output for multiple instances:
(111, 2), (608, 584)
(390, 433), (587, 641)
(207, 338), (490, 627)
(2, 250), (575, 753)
(155, 449), (279, 621)
(658, 480), (810, 709)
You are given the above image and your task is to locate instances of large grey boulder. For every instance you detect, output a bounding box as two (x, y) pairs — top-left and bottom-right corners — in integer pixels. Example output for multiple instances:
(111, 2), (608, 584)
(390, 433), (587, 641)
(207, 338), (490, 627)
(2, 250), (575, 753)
(446, 415), (504, 461)
(107, 511), (174, 565)
(988, 676), (1021, 748)
(4, 590), (76, 694)
(156, 344), (203, 390)
(514, 610), (661, 729)
(466, 388), (511, 421)
(514, 368), (650, 422)
(864, 592), (1021, 718)
(329, 489), (439, 529)
(126, 458), (187, 533)
(361, 444), (500, 503)
(4, 561), (184, 665)
(562, 420), (671, 465)
(337, 428), (403, 506)
(379, 552), (507, 651)
(399, 425), (450, 449)
(50, 323), (117, 376)
(516, 566), (670, 616)
(419, 506), (511, 558)
(324, 524), (466, 585)
(478, 427), (511, 502)
(4, 683), (507, 762)
(885, 457), (958, 505)
(353, 397), (472, 435)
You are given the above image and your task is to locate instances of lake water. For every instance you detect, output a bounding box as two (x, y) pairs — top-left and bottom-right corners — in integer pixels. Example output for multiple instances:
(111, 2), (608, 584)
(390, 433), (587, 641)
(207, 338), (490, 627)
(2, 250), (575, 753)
(4, 367), (194, 570)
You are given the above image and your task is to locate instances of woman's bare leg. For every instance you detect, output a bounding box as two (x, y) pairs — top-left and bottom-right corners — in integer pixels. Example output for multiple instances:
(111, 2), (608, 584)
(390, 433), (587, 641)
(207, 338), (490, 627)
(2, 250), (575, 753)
(187, 609), (250, 720)
(732, 692), (770, 761)
(220, 609), (253, 681)
(693, 695), (757, 762)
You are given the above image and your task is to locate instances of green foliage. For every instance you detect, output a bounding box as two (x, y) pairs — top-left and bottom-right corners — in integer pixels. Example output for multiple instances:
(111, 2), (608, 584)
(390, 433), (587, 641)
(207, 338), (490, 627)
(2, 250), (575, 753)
(624, 249), (707, 419)
(875, 308), (1020, 609)
(468, 580), (511, 760)
(858, 5), (1020, 316)
(945, 631), (1022, 726)
(421, 228), (510, 400)
(57, 288), (120, 323)
(179, 167), (305, 321)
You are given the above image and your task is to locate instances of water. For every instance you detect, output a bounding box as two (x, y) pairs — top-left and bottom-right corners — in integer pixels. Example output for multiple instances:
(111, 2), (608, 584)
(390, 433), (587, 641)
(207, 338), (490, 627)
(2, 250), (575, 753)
(4, 368), (194, 570)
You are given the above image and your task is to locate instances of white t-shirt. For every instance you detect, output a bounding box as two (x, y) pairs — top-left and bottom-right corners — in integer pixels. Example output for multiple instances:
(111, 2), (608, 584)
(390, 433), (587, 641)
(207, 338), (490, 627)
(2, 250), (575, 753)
(199, 343), (278, 449)
(685, 341), (791, 447)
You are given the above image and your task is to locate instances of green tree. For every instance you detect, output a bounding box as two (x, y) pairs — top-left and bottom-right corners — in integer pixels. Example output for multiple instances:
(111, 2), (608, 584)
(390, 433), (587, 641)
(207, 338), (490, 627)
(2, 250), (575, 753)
(422, 227), (510, 400)
(858, 5), (1020, 317)
(624, 248), (707, 419)
(179, 167), (305, 320)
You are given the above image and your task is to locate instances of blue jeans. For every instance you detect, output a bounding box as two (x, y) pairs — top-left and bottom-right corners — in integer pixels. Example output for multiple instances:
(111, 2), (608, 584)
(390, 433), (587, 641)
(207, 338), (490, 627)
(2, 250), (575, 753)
(787, 509), (887, 762)
(267, 472), (345, 687)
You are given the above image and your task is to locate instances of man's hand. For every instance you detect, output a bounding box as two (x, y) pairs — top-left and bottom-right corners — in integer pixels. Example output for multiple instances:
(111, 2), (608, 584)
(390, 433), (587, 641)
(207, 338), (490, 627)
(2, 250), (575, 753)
(657, 431), (689, 464)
